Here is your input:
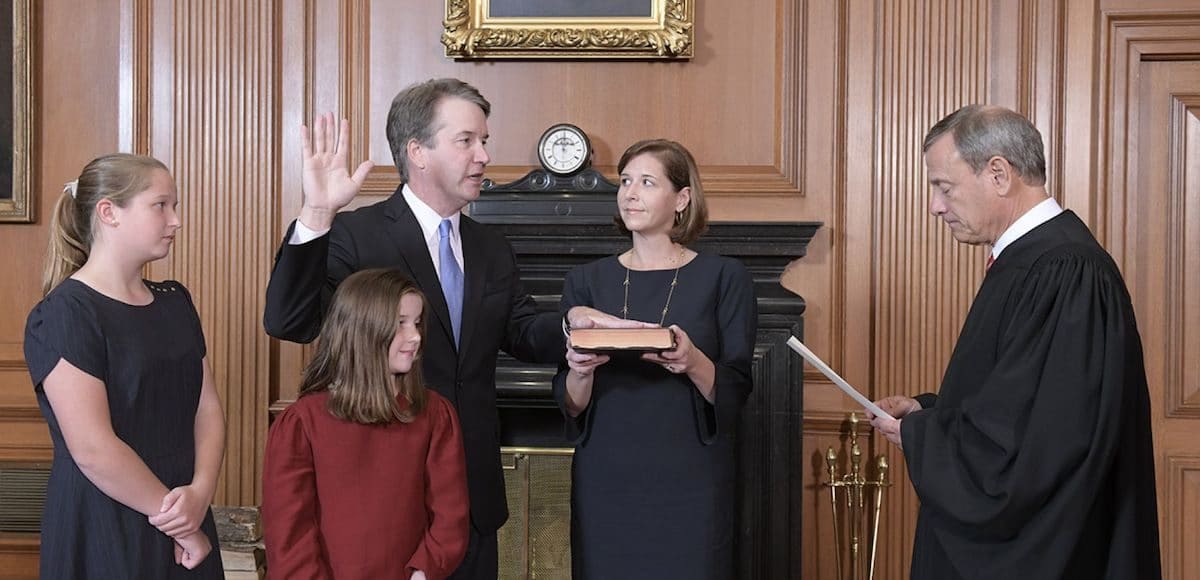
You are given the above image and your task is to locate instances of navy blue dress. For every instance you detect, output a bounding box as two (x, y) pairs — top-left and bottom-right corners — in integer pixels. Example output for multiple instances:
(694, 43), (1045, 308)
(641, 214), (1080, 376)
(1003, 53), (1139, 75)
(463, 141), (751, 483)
(24, 278), (224, 579)
(553, 253), (757, 580)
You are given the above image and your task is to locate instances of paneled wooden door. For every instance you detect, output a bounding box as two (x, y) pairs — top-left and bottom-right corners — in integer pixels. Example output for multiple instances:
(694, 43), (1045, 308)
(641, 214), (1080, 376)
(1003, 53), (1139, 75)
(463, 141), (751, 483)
(1122, 58), (1200, 580)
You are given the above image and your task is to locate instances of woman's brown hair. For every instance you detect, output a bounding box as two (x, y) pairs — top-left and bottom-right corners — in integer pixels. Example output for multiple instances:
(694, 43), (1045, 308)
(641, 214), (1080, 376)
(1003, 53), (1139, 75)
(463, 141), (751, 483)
(613, 139), (709, 245)
(43, 154), (169, 295)
(298, 268), (429, 424)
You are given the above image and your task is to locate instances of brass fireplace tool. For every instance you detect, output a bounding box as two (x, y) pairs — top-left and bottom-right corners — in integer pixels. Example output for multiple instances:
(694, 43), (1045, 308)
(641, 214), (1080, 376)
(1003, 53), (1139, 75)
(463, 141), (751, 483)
(824, 412), (889, 580)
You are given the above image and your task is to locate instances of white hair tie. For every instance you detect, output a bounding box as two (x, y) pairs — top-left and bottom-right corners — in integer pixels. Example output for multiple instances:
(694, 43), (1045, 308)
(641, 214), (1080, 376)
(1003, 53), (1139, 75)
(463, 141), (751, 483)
(63, 180), (78, 199)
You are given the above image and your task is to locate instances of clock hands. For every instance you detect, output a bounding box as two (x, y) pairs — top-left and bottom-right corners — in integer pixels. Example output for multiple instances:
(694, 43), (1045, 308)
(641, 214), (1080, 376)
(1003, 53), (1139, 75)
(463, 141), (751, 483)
(537, 124), (590, 176)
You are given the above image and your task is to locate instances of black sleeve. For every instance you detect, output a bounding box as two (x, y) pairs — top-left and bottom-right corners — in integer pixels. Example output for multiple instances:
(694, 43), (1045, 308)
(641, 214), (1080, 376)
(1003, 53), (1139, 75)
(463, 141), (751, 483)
(173, 281), (208, 359)
(24, 289), (107, 386)
(914, 393), (938, 409)
(692, 257), (757, 444)
(500, 242), (567, 364)
(900, 253), (1139, 538)
(263, 220), (357, 344)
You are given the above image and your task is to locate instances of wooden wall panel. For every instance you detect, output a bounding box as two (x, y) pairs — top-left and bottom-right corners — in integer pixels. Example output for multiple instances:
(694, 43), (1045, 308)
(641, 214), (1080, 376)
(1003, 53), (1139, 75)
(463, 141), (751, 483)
(1174, 98), (1200, 418)
(1003, 0), (1067, 195)
(135, 0), (279, 505)
(0, 0), (125, 573)
(864, 2), (993, 577)
(0, 0), (123, 462)
(1154, 92), (1200, 419)
(4, 0), (1199, 577)
(1165, 456), (1200, 579)
(0, 342), (40, 441)
(0, 419), (52, 463)
(296, 0), (799, 198)
(355, 0), (788, 189)
(1105, 19), (1200, 580)
(0, 535), (38, 579)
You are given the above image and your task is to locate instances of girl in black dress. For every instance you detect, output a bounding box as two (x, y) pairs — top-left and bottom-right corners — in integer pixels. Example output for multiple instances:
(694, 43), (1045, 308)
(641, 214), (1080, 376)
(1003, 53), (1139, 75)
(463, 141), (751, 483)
(24, 154), (225, 578)
(555, 140), (757, 579)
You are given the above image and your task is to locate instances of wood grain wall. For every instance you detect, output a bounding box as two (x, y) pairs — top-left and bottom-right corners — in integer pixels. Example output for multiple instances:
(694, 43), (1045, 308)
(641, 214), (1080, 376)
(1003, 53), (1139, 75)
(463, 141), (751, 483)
(2, 0), (1198, 577)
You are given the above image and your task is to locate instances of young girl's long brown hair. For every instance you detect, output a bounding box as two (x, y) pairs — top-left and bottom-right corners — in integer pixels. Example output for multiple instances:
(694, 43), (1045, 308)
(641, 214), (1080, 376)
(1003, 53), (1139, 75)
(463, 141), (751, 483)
(299, 268), (429, 424)
(43, 154), (168, 295)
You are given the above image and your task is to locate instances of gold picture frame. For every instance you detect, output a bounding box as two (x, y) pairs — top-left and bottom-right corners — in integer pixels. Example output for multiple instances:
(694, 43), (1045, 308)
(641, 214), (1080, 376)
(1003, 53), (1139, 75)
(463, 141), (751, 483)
(2, 0), (34, 223)
(443, 0), (693, 59)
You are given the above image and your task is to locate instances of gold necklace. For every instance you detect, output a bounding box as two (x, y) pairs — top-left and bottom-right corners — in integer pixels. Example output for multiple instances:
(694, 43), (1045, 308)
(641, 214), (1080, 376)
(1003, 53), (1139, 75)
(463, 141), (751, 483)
(621, 247), (685, 325)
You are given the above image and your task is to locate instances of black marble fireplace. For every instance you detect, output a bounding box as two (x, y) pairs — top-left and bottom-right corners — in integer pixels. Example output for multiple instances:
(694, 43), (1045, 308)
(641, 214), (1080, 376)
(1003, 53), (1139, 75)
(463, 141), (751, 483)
(470, 170), (820, 579)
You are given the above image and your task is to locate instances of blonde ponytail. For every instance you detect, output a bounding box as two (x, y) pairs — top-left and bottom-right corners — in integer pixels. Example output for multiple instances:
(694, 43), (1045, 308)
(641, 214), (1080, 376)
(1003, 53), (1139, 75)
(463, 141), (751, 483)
(42, 184), (90, 295)
(41, 154), (169, 295)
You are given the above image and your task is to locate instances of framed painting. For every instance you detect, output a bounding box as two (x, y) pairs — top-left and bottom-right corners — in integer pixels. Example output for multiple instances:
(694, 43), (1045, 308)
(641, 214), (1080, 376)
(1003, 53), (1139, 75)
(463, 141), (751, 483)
(443, 0), (693, 59)
(1, 0), (33, 223)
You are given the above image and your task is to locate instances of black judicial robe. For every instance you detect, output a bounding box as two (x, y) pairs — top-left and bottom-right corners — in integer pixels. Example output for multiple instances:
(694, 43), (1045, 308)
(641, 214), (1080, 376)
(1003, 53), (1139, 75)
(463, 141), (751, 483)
(900, 211), (1161, 580)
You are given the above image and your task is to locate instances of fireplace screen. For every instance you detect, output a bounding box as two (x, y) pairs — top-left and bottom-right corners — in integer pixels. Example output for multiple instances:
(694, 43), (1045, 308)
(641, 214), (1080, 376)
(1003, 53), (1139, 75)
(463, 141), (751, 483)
(498, 447), (574, 579)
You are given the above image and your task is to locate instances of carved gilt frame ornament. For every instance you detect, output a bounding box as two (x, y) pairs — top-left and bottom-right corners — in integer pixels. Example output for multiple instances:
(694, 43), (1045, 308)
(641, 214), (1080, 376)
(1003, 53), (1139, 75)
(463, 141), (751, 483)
(2, 0), (34, 223)
(442, 0), (694, 59)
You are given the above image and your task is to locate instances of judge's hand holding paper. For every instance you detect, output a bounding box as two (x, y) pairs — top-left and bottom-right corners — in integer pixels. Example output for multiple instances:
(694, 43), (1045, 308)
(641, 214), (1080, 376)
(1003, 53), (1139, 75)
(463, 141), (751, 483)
(786, 337), (918, 446)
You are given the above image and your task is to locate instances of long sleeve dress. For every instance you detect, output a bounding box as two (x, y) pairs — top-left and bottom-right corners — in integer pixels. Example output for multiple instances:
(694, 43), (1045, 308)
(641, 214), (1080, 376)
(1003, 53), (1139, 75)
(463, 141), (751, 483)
(553, 252), (757, 580)
(24, 278), (225, 579)
(262, 389), (470, 580)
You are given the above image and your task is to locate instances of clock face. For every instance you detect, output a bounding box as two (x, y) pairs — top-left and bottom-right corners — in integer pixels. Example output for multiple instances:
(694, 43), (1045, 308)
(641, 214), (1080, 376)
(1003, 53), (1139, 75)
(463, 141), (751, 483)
(538, 124), (591, 176)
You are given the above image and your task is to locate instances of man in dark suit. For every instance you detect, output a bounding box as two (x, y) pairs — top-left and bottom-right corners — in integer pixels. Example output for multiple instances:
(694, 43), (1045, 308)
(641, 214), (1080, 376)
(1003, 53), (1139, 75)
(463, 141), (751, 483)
(264, 78), (618, 579)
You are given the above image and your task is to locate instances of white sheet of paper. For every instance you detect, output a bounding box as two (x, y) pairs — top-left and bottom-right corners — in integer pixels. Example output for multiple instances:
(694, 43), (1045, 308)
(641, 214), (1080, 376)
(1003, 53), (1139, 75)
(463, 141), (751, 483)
(786, 336), (895, 421)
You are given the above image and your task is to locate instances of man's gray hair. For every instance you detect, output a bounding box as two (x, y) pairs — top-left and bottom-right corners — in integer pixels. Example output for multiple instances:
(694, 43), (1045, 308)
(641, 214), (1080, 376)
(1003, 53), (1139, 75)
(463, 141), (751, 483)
(386, 78), (491, 182)
(923, 105), (1047, 186)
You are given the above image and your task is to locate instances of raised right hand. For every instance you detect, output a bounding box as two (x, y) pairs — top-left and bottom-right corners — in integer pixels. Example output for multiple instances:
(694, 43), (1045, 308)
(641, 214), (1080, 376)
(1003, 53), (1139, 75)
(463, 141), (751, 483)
(299, 112), (374, 231)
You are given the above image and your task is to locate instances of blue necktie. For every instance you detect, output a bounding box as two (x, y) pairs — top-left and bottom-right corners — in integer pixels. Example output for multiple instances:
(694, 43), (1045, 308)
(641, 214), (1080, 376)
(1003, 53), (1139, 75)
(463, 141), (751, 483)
(438, 219), (464, 345)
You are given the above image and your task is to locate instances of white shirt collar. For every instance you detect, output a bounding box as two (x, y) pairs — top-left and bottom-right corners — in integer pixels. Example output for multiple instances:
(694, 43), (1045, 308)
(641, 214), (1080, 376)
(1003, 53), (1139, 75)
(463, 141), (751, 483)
(991, 197), (1063, 259)
(402, 184), (460, 244)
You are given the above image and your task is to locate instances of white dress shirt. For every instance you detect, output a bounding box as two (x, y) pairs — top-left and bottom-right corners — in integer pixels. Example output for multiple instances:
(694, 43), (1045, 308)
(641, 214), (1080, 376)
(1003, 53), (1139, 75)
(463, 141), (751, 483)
(991, 197), (1064, 260)
(289, 185), (465, 277)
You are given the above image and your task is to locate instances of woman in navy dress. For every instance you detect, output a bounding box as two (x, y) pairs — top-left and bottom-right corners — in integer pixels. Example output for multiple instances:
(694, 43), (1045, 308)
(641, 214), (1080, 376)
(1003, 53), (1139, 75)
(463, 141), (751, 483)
(554, 140), (757, 579)
(24, 154), (225, 578)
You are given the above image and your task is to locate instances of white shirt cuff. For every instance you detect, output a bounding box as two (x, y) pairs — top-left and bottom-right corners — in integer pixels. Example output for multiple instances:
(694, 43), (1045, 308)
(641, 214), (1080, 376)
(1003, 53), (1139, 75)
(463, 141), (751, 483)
(289, 219), (331, 245)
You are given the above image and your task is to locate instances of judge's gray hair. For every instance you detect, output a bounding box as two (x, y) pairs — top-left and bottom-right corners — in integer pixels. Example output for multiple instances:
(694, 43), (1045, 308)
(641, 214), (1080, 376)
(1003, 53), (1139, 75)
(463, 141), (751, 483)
(923, 105), (1047, 187)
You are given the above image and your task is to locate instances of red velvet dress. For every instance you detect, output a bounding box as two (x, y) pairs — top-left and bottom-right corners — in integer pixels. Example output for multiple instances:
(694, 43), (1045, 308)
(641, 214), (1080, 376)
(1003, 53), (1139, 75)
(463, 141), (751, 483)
(262, 390), (469, 580)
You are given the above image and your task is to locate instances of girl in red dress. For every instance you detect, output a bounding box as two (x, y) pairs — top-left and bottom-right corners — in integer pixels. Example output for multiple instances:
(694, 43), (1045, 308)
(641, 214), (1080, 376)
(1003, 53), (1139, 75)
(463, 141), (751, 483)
(263, 268), (469, 580)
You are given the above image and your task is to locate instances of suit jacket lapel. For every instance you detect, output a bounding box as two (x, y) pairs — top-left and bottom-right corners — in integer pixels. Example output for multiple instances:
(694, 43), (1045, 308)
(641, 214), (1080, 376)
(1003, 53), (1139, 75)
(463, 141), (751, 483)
(457, 216), (488, 358)
(383, 192), (457, 350)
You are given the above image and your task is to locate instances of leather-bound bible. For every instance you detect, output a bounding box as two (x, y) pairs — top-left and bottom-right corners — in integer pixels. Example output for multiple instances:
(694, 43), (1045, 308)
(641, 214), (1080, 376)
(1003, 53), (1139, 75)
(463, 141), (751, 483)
(569, 328), (676, 353)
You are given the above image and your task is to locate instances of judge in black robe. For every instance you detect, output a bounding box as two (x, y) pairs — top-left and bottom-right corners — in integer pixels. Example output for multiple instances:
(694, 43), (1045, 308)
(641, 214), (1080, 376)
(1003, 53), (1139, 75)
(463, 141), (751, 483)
(870, 105), (1161, 580)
